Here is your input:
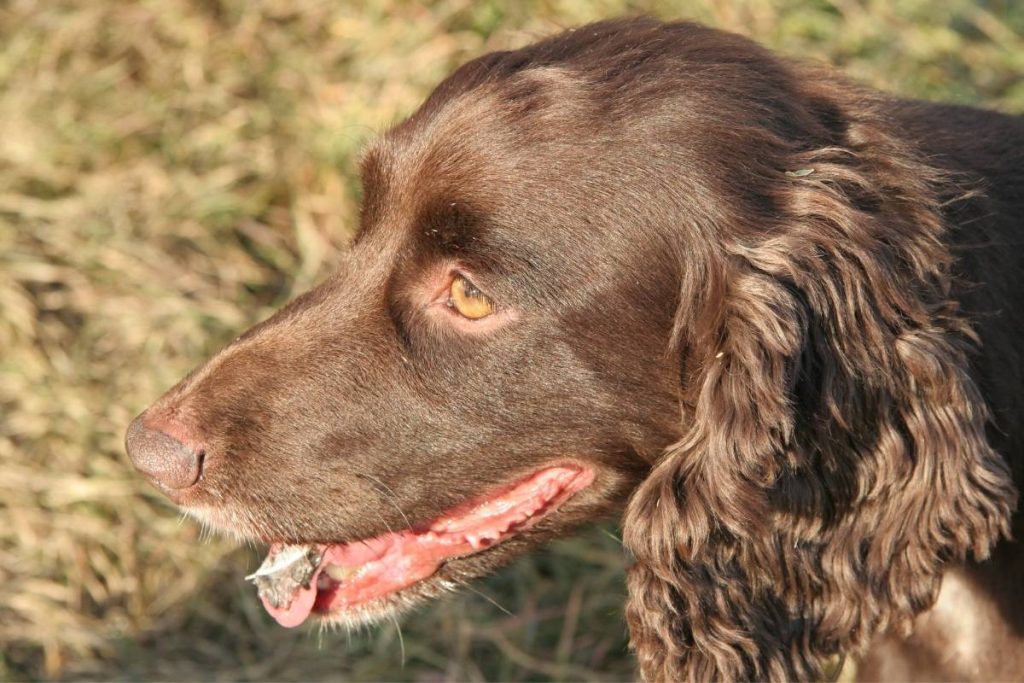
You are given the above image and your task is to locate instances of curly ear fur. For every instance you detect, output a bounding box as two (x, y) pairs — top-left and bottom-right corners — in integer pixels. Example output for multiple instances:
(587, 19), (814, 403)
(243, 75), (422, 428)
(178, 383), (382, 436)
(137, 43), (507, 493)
(623, 76), (1017, 681)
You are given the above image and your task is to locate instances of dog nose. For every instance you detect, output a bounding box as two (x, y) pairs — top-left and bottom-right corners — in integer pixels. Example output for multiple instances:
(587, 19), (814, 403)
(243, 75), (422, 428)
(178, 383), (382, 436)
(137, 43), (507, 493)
(125, 415), (203, 490)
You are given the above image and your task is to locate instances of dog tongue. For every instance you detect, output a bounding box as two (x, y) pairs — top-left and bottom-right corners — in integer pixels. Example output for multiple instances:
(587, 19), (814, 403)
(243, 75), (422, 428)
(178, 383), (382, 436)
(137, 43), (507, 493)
(246, 543), (323, 627)
(261, 578), (318, 627)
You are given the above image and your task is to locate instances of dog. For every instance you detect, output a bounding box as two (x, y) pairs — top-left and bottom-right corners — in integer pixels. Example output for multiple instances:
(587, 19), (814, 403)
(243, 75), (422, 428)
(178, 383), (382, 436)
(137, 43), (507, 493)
(126, 17), (1023, 681)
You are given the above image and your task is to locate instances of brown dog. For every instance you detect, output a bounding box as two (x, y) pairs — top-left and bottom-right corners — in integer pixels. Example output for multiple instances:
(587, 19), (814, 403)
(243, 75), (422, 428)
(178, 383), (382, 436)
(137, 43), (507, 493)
(126, 18), (1024, 682)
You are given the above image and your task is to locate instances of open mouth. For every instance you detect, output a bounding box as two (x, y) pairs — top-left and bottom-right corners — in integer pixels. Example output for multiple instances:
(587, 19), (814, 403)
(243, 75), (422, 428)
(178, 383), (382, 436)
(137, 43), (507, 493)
(246, 465), (595, 627)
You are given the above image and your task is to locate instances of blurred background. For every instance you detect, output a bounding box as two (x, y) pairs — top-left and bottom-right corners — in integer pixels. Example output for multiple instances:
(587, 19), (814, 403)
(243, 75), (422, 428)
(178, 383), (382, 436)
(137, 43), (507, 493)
(1, 0), (1021, 680)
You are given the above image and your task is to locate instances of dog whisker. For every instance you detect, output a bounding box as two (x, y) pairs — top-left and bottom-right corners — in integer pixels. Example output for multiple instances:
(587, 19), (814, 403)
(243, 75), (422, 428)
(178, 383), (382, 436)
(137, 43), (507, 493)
(356, 473), (413, 531)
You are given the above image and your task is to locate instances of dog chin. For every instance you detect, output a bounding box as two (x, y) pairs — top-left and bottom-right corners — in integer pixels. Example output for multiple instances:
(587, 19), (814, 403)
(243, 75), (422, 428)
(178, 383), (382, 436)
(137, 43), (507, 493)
(313, 549), (518, 630)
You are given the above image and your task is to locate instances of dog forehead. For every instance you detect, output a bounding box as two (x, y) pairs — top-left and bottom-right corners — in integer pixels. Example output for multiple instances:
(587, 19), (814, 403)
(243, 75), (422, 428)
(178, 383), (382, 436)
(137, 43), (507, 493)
(360, 65), (597, 201)
(352, 65), (698, 286)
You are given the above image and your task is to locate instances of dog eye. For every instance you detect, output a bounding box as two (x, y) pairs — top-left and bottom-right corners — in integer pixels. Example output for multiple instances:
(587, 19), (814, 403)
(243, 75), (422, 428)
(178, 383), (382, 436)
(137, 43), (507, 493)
(448, 275), (495, 320)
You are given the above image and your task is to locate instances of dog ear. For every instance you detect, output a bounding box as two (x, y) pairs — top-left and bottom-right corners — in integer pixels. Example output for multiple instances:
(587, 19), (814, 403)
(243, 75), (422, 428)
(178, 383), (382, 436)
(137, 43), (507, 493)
(621, 97), (1017, 682)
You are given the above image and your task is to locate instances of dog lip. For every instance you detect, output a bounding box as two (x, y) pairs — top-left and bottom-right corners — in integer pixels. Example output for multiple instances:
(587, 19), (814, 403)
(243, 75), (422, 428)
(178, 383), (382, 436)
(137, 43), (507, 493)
(249, 463), (596, 627)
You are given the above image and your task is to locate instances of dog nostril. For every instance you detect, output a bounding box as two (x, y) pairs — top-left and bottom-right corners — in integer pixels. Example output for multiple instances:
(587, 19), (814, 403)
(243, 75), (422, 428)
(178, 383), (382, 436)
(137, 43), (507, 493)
(125, 415), (203, 490)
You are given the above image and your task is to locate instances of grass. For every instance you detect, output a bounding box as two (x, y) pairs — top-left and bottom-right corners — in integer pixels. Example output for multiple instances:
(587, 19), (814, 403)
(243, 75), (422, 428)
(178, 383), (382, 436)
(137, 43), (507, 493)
(0, 0), (1021, 680)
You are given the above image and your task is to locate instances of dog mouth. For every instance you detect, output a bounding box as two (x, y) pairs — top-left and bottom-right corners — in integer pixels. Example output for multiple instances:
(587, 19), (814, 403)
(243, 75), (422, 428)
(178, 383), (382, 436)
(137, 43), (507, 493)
(246, 465), (595, 628)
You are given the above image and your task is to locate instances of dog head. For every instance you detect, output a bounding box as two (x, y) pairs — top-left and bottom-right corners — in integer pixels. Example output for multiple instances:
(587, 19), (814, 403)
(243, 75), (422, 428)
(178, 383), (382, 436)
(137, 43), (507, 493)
(127, 18), (1015, 679)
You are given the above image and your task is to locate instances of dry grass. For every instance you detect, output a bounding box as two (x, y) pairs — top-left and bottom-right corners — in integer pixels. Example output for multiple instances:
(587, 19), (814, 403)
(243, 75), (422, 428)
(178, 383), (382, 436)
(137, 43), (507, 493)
(1, 0), (1020, 680)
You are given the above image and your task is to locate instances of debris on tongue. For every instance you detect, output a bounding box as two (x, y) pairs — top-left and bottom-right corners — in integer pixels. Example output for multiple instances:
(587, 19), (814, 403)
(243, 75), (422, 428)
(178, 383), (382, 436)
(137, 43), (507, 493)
(246, 543), (322, 626)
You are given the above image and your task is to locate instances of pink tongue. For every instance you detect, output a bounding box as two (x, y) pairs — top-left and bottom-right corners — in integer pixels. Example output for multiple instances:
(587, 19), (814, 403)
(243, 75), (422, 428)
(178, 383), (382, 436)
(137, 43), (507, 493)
(254, 542), (322, 628)
(260, 581), (318, 627)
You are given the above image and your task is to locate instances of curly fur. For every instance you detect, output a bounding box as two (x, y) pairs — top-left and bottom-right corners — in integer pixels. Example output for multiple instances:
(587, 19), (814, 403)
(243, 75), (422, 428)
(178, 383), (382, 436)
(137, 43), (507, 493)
(621, 55), (1017, 683)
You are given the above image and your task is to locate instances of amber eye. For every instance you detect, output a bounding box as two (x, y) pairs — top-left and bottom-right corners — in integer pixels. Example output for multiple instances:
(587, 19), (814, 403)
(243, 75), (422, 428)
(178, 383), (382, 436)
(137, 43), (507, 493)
(448, 275), (495, 320)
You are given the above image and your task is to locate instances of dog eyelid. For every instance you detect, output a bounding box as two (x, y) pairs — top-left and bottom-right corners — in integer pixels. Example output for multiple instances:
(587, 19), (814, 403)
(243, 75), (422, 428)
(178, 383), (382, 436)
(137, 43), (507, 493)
(457, 277), (483, 299)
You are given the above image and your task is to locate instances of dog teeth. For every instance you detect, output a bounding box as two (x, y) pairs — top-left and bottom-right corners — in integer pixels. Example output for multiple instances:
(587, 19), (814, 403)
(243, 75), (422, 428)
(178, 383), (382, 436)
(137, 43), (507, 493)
(324, 564), (359, 582)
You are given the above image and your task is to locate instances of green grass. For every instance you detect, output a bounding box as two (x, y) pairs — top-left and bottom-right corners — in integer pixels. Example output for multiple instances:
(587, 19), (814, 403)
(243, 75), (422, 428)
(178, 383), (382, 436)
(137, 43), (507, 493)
(1, 0), (1020, 680)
